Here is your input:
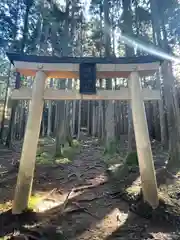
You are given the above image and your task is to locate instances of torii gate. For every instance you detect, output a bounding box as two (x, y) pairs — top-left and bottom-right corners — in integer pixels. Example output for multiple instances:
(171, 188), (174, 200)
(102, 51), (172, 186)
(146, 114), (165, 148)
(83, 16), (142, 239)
(7, 53), (162, 214)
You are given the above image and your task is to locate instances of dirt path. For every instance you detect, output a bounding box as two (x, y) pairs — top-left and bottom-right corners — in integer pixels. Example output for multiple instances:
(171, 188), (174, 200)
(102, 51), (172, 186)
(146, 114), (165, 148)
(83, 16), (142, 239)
(0, 137), (179, 239)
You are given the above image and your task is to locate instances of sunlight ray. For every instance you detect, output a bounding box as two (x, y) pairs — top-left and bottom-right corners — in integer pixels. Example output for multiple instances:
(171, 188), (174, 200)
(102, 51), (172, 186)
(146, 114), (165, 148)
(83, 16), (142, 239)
(78, 208), (128, 240)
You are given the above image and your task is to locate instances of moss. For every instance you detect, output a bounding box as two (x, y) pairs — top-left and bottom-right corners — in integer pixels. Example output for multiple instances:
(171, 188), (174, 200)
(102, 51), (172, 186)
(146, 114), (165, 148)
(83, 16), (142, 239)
(104, 140), (119, 155)
(55, 140), (80, 160)
(28, 194), (42, 210)
(36, 139), (80, 165)
(36, 151), (54, 165)
(0, 201), (12, 212)
(107, 163), (130, 180)
(36, 156), (52, 165)
(55, 158), (71, 164)
(36, 147), (44, 157)
(103, 153), (124, 165)
(40, 152), (51, 158)
(62, 145), (79, 160)
(126, 185), (141, 195)
(125, 151), (139, 166)
(38, 137), (55, 147)
(72, 139), (80, 147)
(55, 145), (64, 158)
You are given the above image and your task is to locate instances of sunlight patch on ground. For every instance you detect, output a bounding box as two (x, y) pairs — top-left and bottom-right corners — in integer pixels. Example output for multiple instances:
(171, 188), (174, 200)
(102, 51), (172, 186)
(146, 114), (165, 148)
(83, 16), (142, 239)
(32, 189), (81, 213)
(0, 201), (12, 213)
(108, 163), (122, 172)
(30, 191), (63, 212)
(55, 157), (71, 164)
(35, 199), (61, 212)
(150, 232), (180, 239)
(29, 190), (62, 212)
(131, 176), (141, 186)
(78, 208), (128, 240)
(175, 170), (180, 178)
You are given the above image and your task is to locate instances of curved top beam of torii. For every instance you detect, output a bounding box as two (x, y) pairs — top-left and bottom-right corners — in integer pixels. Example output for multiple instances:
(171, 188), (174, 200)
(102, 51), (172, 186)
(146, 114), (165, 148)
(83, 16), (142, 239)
(6, 52), (163, 79)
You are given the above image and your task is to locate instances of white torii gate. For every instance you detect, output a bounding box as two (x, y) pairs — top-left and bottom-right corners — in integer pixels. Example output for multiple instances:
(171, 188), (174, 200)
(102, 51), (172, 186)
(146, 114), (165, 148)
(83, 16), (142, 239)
(7, 53), (161, 214)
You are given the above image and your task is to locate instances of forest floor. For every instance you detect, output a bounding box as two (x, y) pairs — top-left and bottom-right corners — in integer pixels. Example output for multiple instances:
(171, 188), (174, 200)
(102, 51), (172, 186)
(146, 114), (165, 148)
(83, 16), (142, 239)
(0, 134), (180, 239)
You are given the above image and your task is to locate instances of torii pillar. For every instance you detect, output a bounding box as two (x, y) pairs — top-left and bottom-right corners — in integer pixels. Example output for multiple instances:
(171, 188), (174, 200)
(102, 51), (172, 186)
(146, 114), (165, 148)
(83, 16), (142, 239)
(129, 71), (159, 208)
(12, 70), (46, 214)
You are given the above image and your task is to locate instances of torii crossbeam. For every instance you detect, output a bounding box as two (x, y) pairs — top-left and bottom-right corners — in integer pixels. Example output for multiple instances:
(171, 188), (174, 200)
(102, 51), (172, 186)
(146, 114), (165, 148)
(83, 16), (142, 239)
(7, 53), (161, 214)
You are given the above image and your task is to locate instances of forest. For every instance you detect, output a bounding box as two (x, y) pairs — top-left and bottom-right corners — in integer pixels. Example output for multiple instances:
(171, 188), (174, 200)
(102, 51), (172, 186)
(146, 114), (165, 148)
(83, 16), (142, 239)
(0, 0), (180, 239)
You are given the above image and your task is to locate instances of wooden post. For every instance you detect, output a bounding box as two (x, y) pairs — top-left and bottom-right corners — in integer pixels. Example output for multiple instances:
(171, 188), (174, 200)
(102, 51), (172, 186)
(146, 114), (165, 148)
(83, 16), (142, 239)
(129, 71), (159, 209)
(12, 71), (46, 214)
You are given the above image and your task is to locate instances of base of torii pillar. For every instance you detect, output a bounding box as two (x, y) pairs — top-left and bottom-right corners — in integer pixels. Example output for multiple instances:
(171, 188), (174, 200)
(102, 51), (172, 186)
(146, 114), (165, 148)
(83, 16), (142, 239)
(12, 71), (46, 214)
(129, 71), (159, 209)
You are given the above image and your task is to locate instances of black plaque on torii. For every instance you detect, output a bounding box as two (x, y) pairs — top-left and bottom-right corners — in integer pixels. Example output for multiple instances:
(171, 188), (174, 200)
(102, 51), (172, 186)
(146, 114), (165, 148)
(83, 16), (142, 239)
(79, 63), (96, 94)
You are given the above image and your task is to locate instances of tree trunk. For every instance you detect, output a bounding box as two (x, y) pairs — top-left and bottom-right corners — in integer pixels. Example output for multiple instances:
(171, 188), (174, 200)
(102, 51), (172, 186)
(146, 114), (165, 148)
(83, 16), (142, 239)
(47, 78), (54, 136)
(156, 72), (168, 147)
(77, 100), (82, 140)
(55, 79), (66, 156)
(92, 101), (96, 137)
(87, 101), (90, 135)
(122, 0), (135, 152)
(72, 100), (76, 136)
(55, 100), (66, 156)
(6, 0), (32, 147)
(103, 0), (115, 150)
(0, 64), (11, 142)
(6, 73), (20, 147)
(150, 0), (162, 46)
(161, 61), (180, 167)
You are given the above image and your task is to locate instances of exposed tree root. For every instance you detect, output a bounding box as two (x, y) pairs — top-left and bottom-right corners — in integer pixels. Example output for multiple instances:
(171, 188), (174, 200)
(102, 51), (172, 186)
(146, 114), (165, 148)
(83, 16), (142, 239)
(71, 202), (100, 219)
(73, 181), (107, 193)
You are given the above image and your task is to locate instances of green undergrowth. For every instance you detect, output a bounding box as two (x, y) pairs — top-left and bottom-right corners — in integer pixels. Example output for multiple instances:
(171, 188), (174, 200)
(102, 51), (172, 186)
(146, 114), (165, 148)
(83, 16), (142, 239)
(104, 150), (139, 180)
(103, 138), (138, 167)
(54, 140), (80, 160)
(125, 151), (139, 166)
(36, 139), (80, 165)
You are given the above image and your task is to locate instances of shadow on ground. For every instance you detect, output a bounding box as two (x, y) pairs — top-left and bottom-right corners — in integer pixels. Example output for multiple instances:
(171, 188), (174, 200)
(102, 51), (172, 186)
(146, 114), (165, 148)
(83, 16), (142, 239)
(0, 137), (180, 239)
